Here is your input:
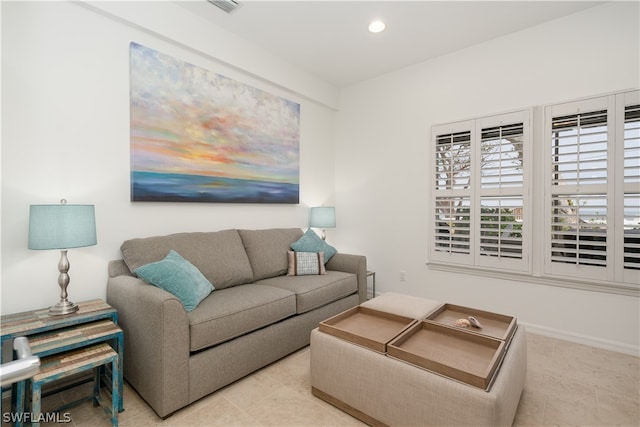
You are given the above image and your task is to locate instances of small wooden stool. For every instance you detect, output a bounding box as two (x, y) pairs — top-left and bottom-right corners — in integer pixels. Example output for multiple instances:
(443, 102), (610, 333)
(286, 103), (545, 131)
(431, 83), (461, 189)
(30, 343), (119, 427)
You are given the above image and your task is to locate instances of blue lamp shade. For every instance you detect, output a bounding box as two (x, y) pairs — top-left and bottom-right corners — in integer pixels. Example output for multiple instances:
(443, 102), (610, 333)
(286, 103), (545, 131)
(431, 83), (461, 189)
(29, 204), (97, 250)
(309, 207), (336, 229)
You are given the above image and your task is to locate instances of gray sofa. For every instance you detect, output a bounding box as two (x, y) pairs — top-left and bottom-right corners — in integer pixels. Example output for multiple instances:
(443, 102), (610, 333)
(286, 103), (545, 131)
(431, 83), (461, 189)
(106, 228), (366, 418)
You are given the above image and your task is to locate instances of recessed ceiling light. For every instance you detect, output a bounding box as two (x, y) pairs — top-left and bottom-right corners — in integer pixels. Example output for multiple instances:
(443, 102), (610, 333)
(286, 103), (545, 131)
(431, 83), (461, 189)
(368, 20), (386, 33)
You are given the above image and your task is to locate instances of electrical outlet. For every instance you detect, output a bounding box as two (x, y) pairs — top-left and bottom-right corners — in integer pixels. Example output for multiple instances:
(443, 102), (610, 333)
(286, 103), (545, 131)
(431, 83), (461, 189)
(400, 271), (406, 282)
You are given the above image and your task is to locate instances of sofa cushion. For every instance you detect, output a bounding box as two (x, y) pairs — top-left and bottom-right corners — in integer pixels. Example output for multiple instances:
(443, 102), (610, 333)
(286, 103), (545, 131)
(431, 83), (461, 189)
(187, 284), (296, 352)
(290, 228), (337, 262)
(256, 271), (357, 314)
(134, 250), (214, 312)
(238, 228), (304, 281)
(287, 251), (326, 276)
(121, 229), (253, 289)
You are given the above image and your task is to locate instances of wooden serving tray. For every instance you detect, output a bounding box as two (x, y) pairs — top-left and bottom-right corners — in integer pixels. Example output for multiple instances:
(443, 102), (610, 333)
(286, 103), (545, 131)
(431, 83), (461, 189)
(388, 321), (505, 390)
(425, 304), (517, 343)
(319, 306), (417, 353)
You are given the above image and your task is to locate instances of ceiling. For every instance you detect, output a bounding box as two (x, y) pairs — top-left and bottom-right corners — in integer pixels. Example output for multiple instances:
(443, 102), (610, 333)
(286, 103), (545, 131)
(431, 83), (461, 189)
(175, 1), (605, 88)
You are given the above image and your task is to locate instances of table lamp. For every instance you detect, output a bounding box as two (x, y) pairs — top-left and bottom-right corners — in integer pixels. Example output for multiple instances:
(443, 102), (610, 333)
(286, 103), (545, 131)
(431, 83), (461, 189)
(28, 200), (97, 315)
(309, 206), (336, 240)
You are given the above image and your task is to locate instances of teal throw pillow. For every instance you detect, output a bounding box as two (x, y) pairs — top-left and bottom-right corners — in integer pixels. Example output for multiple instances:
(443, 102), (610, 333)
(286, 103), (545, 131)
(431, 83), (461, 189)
(290, 228), (337, 262)
(134, 250), (214, 312)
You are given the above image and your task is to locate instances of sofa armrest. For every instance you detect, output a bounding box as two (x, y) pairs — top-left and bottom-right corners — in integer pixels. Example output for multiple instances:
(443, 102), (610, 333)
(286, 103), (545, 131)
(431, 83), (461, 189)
(326, 253), (367, 303)
(108, 259), (132, 278)
(106, 270), (190, 418)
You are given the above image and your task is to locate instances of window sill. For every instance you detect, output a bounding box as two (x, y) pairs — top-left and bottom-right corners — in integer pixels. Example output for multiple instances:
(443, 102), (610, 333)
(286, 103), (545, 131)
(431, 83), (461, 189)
(426, 261), (639, 297)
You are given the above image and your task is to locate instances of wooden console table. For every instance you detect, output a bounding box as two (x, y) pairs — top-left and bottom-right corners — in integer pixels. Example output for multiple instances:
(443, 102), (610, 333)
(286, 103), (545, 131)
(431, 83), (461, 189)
(0, 299), (124, 416)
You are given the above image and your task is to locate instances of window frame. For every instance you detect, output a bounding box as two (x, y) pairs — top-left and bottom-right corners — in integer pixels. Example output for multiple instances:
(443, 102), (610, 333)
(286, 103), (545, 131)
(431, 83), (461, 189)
(429, 109), (532, 274)
(474, 111), (531, 272)
(428, 89), (639, 296)
(617, 92), (640, 285)
(431, 119), (474, 266)
(543, 96), (613, 282)
(543, 91), (640, 287)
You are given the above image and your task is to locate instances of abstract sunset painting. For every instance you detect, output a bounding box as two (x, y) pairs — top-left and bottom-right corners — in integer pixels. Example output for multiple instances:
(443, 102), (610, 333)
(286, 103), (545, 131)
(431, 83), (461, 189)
(129, 42), (300, 203)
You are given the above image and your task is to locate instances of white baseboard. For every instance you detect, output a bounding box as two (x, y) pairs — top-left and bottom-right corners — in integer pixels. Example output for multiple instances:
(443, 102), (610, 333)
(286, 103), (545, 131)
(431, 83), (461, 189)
(521, 322), (639, 356)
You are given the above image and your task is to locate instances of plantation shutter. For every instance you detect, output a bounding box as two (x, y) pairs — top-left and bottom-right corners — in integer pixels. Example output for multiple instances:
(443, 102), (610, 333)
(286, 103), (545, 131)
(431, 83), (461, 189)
(550, 108), (609, 269)
(431, 111), (530, 272)
(622, 100), (640, 283)
(544, 95), (614, 282)
(430, 90), (638, 292)
(434, 196), (471, 255)
(478, 123), (524, 259)
(475, 112), (529, 271)
(432, 122), (473, 264)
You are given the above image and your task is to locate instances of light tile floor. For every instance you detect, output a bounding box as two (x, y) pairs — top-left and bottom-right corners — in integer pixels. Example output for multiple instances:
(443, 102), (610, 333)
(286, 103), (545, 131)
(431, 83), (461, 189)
(4, 332), (639, 426)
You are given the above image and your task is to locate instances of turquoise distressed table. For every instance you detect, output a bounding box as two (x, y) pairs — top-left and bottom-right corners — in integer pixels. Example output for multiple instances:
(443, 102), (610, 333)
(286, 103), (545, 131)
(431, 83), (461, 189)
(0, 299), (124, 422)
(30, 343), (119, 426)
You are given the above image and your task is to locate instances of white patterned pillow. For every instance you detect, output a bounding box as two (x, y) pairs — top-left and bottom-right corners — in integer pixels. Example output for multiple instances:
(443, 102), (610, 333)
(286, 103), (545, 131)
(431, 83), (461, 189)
(287, 251), (327, 276)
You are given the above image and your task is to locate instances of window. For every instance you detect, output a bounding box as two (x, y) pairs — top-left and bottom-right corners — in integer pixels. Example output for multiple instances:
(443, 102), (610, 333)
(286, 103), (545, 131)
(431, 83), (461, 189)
(434, 125), (472, 260)
(431, 110), (531, 273)
(544, 92), (639, 287)
(547, 105), (609, 274)
(477, 115), (527, 270)
(429, 89), (639, 294)
(621, 98), (640, 284)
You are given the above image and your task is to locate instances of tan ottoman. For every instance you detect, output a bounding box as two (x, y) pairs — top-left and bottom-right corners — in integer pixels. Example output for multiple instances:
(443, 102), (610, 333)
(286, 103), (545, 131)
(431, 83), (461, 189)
(359, 292), (444, 319)
(310, 293), (527, 427)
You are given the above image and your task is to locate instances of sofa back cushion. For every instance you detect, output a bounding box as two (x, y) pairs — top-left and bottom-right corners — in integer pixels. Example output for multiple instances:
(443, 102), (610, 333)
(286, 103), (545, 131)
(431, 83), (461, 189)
(121, 229), (253, 289)
(238, 228), (304, 281)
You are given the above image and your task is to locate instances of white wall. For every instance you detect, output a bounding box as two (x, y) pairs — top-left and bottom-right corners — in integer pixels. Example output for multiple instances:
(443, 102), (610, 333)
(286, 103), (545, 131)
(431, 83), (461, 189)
(334, 2), (640, 354)
(1, 1), (338, 313)
(2, 1), (638, 355)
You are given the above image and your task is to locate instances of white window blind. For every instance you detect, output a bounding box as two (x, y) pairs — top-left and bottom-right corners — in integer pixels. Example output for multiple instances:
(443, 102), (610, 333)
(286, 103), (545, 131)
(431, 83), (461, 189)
(623, 194), (639, 270)
(430, 90), (638, 294)
(549, 108), (609, 271)
(623, 104), (639, 184)
(479, 196), (523, 260)
(480, 123), (524, 189)
(435, 130), (471, 191)
(433, 124), (473, 264)
(544, 91), (640, 289)
(434, 196), (471, 255)
(430, 111), (530, 272)
(622, 100), (640, 284)
(477, 118), (526, 267)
